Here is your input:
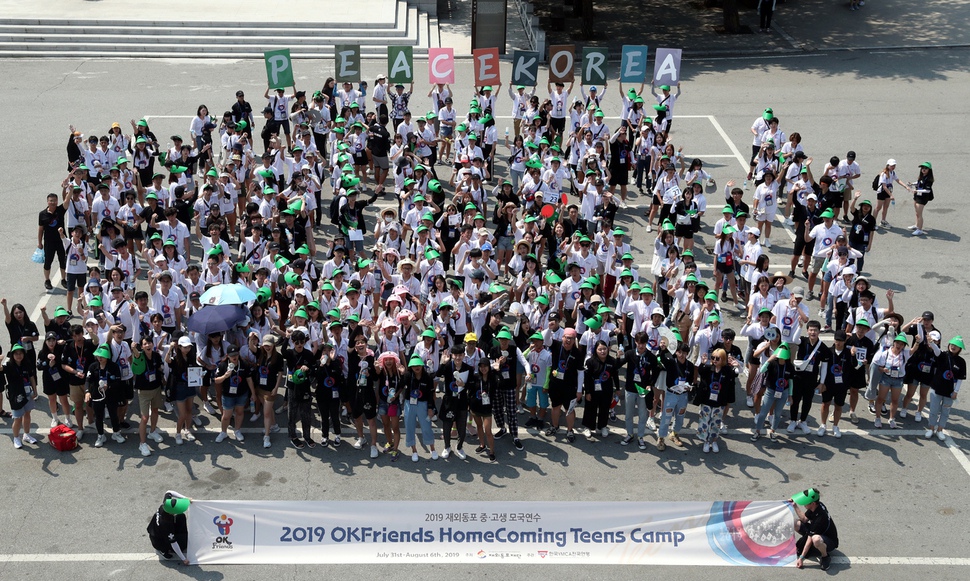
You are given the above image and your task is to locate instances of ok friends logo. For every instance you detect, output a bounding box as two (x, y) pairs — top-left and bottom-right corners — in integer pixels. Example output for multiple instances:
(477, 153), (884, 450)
(211, 514), (235, 551)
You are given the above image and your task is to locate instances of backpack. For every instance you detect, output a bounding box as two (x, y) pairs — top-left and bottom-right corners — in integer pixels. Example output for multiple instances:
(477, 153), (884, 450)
(329, 194), (343, 226)
(871, 174), (880, 192)
(49, 424), (78, 451)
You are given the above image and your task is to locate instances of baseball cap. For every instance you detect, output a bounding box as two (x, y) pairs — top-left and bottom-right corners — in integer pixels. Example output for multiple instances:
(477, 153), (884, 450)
(791, 488), (820, 506)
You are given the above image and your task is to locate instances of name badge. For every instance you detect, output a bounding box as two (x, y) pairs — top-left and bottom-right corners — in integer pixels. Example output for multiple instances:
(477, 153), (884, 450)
(480, 392), (490, 406)
(260, 376), (268, 386)
(410, 396), (418, 405)
(633, 373), (641, 383)
(594, 381), (602, 392)
(147, 372), (156, 383)
(50, 368), (61, 381)
(332, 388), (340, 399)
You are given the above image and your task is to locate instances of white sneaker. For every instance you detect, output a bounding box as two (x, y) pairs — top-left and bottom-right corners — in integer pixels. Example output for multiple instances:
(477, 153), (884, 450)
(833, 426), (842, 439)
(912, 229), (924, 236)
(799, 421), (811, 435)
(711, 442), (720, 453)
(601, 427), (610, 437)
(164, 402), (174, 413)
(370, 445), (379, 459)
(899, 408), (908, 418)
(763, 239), (772, 249)
(924, 429), (933, 439)
(204, 402), (217, 415)
(889, 419), (897, 429)
(786, 421), (797, 433)
(111, 433), (125, 443)
(139, 442), (152, 457)
(183, 431), (195, 442)
(431, 450), (440, 460)
(784, 217), (795, 227)
(269, 424), (281, 434)
(353, 437), (365, 450)
(907, 224), (918, 231)
(703, 442), (711, 453)
(455, 449), (467, 460)
(411, 452), (419, 462)
(720, 424), (729, 434)
(746, 395), (754, 408)
(192, 415), (202, 427)
(263, 435), (271, 448)
(215, 432), (228, 443)
(646, 225), (653, 233)
(441, 448), (451, 459)
(175, 433), (183, 445)
(333, 435), (341, 446)
(95, 434), (107, 447)
(817, 425), (826, 437)
(646, 417), (657, 431)
(249, 413), (260, 423)
(149, 429), (164, 443)
(13, 437), (22, 449)
(874, 417), (882, 428)
(23, 434), (37, 444)
(234, 429), (244, 442)
(914, 410), (924, 422)
(51, 417), (60, 428)
(937, 431), (946, 441)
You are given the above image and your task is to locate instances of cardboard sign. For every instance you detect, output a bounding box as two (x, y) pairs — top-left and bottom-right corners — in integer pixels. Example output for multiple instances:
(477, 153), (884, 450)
(620, 45), (649, 83)
(387, 46), (414, 83)
(548, 45), (575, 83)
(511, 50), (540, 86)
(581, 47), (608, 85)
(653, 48), (682, 86)
(473, 48), (501, 86)
(264, 49), (294, 89)
(334, 45), (361, 83)
(428, 47), (455, 84)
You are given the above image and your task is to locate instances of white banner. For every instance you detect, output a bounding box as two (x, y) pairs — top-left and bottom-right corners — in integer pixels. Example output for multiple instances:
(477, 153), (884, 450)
(188, 500), (797, 566)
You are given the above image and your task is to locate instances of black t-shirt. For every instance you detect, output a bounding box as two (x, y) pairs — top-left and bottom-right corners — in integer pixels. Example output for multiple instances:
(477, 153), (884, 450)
(548, 341), (584, 390)
(39, 206), (68, 242)
(793, 339), (831, 383)
(802, 502), (838, 545)
(368, 127), (391, 157)
(848, 209), (876, 247)
(216, 358), (252, 396)
(931, 352), (966, 397)
(621, 348), (661, 392)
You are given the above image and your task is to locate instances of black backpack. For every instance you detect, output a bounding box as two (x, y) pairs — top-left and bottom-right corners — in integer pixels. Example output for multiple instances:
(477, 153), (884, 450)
(871, 174), (880, 192)
(329, 194), (343, 226)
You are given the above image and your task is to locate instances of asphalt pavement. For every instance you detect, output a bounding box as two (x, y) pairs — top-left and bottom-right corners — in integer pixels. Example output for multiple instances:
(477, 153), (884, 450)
(0, 45), (969, 580)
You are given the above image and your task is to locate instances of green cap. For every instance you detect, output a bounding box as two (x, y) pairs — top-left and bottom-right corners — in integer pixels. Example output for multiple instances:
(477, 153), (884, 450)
(234, 262), (250, 273)
(347, 313), (361, 322)
(307, 301), (320, 311)
(759, 307), (772, 316)
(53, 306), (70, 318)
(855, 317), (871, 328)
(207, 246), (224, 256)
(488, 283), (505, 294)
(893, 333), (909, 343)
(283, 272), (301, 286)
(919, 161), (932, 169)
(275, 256), (290, 268)
(535, 294), (550, 306)
(94, 345), (112, 358)
(684, 274), (699, 284)
(408, 355), (425, 367)
(295, 244), (310, 255)
(584, 317), (603, 330)
(819, 208), (835, 219)
(707, 313), (721, 324)
(326, 309), (341, 319)
(425, 248), (441, 259)
(791, 488), (820, 506)
(949, 336), (965, 349)
(256, 287), (272, 303)
(545, 272), (563, 284)
(704, 291), (719, 302)
(529, 332), (544, 341)
(293, 307), (309, 319)
(9, 344), (25, 353)
(860, 199), (872, 207)
(496, 329), (513, 340)
(89, 297), (103, 307)
(163, 497), (191, 516)
(206, 168), (219, 178)
(597, 305), (612, 315)
(421, 328), (437, 339)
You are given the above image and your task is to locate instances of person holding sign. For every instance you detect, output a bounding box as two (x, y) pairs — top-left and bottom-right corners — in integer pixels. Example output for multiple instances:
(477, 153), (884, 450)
(263, 85), (297, 151)
(651, 83), (681, 132)
(547, 80), (574, 136)
(791, 488), (838, 570)
(147, 491), (191, 565)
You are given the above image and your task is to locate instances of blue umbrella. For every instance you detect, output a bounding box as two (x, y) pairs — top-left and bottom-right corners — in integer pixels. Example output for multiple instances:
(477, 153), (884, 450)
(185, 304), (249, 335)
(199, 283), (258, 306)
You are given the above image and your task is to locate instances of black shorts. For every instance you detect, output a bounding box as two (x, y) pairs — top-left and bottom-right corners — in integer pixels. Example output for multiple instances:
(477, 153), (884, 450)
(652, 194), (662, 206)
(793, 233), (808, 256)
(119, 380), (135, 403)
(352, 391), (378, 420)
(43, 380), (70, 397)
(278, 120), (291, 136)
(469, 401), (492, 417)
(821, 383), (848, 406)
(675, 225), (694, 239)
(609, 171), (629, 187)
(549, 384), (575, 409)
(796, 533), (838, 556)
(66, 272), (86, 292)
(550, 117), (566, 133)
(876, 191), (890, 201)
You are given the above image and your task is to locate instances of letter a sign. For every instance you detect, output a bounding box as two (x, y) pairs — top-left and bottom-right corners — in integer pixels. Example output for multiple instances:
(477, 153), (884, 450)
(264, 49), (294, 88)
(653, 48), (682, 86)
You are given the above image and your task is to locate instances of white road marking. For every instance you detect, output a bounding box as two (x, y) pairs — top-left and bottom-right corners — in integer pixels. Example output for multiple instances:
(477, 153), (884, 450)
(944, 434), (970, 478)
(29, 271), (61, 325)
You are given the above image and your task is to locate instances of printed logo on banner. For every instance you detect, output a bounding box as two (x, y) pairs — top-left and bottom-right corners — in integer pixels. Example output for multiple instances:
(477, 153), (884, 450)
(211, 514), (235, 551)
(538, 550), (548, 558)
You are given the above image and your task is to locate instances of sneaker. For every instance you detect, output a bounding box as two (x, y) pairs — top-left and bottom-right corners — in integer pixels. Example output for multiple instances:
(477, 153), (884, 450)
(524, 417), (537, 428)
(620, 435), (633, 446)
(51, 417), (60, 428)
(799, 421), (811, 435)
(333, 435), (341, 447)
(164, 402), (174, 413)
(769, 431), (777, 441)
(912, 229), (925, 236)
(712, 442), (720, 453)
(656, 437), (666, 451)
(269, 424), (281, 434)
(204, 402), (217, 415)
(914, 410), (924, 422)
(609, 410), (618, 422)
(139, 442), (152, 457)
(95, 434), (107, 447)
(868, 402), (876, 415)
(149, 429), (164, 443)
(833, 426), (842, 439)
(441, 448), (451, 459)
(850, 412), (858, 424)
(880, 220), (891, 227)
(907, 224), (918, 231)
(671, 433), (683, 447)
(807, 291), (816, 302)
(513, 438), (524, 450)
(937, 431), (946, 441)
(493, 428), (507, 440)
(720, 424), (729, 434)
(646, 417), (657, 431)
(456, 449), (467, 460)
(431, 450), (440, 460)
(488, 453), (497, 462)
(646, 225), (653, 233)
(600, 427), (609, 437)
(925, 429), (934, 439)
(889, 419), (898, 429)
(192, 415), (202, 427)
(411, 452), (419, 462)
(817, 425), (826, 437)
(784, 217), (794, 227)
(182, 431), (195, 442)
(786, 421), (797, 433)
(370, 445), (380, 458)
(263, 435), (271, 448)
(763, 239), (772, 249)
(175, 433), (183, 445)
(820, 555), (831, 571)
(234, 429), (244, 442)
(566, 431), (576, 443)
(703, 442), (711, 453)
(13, 437), (23, 449)
(305, 438), (316, 449)
(475, 445), (487, 454)
(544, 425), (558, 437)
(353, 437), (364, 450)
(822, 325), (832, 333)
(290, 438), (305, 449)
(111, 433), (125, 443)
(750, 431), (761, 442)
(319, 439), (329, 448)
(874, 417), (882, 428)
(899, 408), (908, 418)
(44, 279), (53, 290)
(746, 395), (754, 408)
(215, 432), (228, 443)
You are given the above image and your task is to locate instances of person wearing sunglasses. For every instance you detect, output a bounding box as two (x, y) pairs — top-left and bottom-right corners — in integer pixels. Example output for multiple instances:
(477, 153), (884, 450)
(693, 348), (741, 453)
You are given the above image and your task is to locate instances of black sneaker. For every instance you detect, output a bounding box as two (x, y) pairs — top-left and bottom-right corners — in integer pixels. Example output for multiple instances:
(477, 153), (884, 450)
(475, 445), (487, 454)
(788, 270), (795, 279)
(543, 425), (558, 436)
(290, 438), (305, 449)
(59, 279), (67, 289)
(488, 452), (497, 462)
(566, 431), (576, 443)
(305, 438), (316, 448)
(524, 417), (537, 428)
(609, 410), (618, 422)
(493, 428), (507, 439)
(44, 280), (53, 290)
(513, 438), (523, 451)
(819, 555), (831, 571)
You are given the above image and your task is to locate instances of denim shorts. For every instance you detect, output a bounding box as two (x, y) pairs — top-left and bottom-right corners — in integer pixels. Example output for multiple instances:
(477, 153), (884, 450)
(12, 399), (35, 419)
(221, 394), (249, 409)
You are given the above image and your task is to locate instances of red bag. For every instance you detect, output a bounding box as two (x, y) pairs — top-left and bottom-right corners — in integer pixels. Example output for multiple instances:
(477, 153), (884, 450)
(49, 424), (78, 451)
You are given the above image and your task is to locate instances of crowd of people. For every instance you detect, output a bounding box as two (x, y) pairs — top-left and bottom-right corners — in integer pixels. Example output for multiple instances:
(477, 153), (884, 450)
(2, 71), (963, 462)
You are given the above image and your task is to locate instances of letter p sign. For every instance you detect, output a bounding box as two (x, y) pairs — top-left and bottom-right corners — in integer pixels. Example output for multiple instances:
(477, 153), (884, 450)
(264, 49), (294, 89)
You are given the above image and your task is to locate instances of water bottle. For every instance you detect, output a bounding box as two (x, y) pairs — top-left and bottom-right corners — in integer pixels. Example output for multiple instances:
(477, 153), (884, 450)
(890, 199), (895, 206)
(743, 179), (749, 190)
(505, 127), (509, 137)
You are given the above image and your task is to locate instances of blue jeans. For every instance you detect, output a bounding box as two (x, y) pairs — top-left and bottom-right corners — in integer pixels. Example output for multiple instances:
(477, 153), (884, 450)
(658, 390), (689, 438)
(634, 158), (651, 190)
(928, 391), (954, 429)
(624, 390), (649, 438)
(404, 400), (434, 448)
(510, 168), (524, 193)
(755, 388), (789, 432)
